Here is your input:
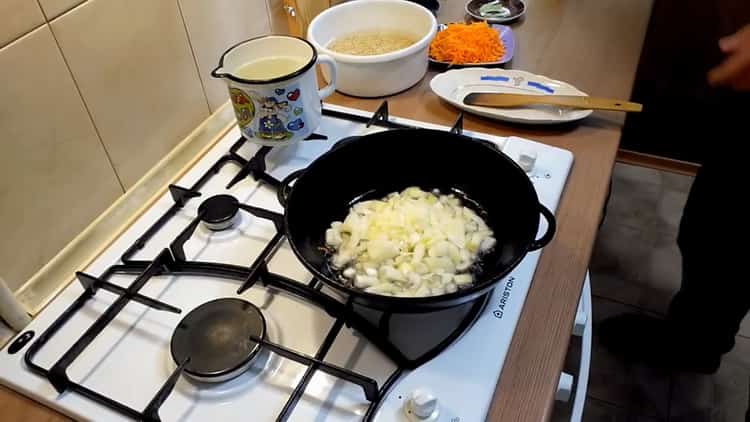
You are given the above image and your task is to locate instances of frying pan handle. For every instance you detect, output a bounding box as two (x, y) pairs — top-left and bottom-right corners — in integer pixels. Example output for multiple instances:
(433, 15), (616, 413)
(528, 204), (556, 251)
(331, 135), (361, 151)
(278, 138), (358, 207)
(278, 169), (304, 208)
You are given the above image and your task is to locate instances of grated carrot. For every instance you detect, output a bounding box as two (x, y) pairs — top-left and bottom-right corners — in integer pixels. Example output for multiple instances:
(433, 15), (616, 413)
(429, 22), (505, 64)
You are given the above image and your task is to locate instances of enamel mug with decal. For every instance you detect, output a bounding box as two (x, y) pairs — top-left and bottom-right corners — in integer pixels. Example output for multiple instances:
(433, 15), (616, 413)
(212, 35), (337, 146)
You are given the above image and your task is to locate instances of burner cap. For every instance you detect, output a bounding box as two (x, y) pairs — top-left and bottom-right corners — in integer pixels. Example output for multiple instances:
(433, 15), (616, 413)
(171, 298), (266, 383)
(198, 195), (239, 231)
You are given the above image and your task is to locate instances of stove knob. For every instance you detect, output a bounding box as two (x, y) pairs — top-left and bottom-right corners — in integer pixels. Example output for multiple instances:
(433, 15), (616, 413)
(556, 372), (574, 402)
(406, 388), (439, 421)
(518, 150), (537, 172)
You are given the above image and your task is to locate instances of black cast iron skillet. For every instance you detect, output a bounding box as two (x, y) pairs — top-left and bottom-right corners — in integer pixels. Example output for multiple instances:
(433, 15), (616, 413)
(278, 128), (555, 312)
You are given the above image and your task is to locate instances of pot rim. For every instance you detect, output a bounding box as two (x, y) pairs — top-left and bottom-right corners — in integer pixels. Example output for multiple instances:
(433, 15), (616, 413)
(211, 35), (318, 85)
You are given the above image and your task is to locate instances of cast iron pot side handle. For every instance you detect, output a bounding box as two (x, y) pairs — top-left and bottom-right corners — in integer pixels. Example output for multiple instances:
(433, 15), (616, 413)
(278, 169), (305, 208)
(528, 203), (556, 251)
(277, 137), (360, 208)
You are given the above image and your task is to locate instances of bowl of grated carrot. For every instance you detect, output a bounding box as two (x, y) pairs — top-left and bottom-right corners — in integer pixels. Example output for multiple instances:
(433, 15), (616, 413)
(429, 22), (515, 67)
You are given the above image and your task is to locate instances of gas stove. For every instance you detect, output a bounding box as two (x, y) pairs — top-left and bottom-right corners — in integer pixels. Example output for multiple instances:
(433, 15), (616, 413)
(0, 102), (573, 422)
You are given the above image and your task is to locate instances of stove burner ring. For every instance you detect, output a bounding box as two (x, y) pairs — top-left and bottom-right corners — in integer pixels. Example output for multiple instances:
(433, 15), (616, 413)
(171, 298), (266, 383)
(198, 194), (240, 231)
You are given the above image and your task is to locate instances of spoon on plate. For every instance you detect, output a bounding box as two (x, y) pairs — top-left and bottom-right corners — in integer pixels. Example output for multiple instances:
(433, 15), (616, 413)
(463, 93), (643, 112)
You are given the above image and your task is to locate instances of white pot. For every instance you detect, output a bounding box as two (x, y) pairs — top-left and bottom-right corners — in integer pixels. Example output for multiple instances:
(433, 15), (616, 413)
(307, 0), (437, 97)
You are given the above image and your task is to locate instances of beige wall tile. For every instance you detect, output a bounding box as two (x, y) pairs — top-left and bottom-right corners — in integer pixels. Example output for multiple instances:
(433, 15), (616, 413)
(50, 0), (210, 188)
(0, 26), (123, 291)
(38, 0), (86, 20)
(179, 0), (271, 111)
(0, 0), (45, 47)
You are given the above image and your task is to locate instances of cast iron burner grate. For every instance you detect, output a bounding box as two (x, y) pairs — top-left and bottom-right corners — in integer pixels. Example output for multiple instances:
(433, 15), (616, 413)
(19, 102), (487, 422)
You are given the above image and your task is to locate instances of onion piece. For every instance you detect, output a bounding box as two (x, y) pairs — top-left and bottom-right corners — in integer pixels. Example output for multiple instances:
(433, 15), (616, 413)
(327, 187), (494, 297)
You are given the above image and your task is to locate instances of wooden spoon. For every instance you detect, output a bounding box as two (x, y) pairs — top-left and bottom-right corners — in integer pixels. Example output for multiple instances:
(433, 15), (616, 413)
(463, 92), (643, 112)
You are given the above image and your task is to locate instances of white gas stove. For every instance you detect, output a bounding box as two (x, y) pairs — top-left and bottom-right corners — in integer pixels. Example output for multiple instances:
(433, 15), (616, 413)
(0, 103), (575, 422)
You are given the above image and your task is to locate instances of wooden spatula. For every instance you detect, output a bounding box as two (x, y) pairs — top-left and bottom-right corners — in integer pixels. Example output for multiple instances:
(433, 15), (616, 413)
(463, 93), (643, 112)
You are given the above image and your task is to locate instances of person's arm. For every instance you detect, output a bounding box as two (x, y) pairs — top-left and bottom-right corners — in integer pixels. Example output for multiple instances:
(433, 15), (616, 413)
(708, 25), (750, 90)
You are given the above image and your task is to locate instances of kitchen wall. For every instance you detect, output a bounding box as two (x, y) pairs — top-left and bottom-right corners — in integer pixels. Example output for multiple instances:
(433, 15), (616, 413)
(0, 0), (288, 291)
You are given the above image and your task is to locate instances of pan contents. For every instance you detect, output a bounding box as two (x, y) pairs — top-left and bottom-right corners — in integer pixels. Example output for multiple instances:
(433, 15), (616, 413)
(327, 31), (419, 56)
(325, 187), (495, 297)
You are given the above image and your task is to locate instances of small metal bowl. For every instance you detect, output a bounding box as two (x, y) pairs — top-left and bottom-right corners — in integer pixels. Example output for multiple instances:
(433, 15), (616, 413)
(465, 0), (526, 23)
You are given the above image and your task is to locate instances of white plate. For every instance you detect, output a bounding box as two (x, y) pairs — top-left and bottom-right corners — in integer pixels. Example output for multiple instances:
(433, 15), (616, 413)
(430, 68), (593, 124)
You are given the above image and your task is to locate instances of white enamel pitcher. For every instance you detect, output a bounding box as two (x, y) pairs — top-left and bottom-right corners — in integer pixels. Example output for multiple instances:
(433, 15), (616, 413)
(212, 35), (337, 146)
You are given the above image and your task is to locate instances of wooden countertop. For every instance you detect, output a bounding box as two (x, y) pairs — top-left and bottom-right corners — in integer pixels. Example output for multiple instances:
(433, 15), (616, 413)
(0, 0), (652, 420)
(327, 0), (654, 421)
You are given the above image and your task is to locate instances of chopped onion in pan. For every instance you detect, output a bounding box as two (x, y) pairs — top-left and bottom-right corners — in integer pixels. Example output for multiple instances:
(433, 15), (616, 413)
(325, 187), (495, 297)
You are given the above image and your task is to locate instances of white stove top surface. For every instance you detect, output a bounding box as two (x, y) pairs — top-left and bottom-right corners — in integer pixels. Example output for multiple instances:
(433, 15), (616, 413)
(0, 104), (573, 422)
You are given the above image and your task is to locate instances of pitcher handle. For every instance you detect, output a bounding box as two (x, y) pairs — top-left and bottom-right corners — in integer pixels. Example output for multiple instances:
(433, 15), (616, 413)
(316, 54), (337, 99)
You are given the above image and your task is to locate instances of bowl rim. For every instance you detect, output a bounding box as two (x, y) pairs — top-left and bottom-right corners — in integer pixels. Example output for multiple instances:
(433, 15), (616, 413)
(307, 0), (438, 64)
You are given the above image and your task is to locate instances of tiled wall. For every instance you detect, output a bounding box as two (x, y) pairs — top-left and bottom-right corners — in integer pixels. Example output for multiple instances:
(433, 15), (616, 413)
(0, 0), (287, 291)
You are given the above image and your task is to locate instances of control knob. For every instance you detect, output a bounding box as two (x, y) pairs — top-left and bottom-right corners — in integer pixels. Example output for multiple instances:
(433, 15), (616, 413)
(404, 388), (439, 421)
(518, 150), (537, 172)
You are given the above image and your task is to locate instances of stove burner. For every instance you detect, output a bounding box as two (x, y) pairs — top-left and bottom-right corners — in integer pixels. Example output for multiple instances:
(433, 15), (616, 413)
(171, 298), (266, 383)
(198, 194), (240, 231)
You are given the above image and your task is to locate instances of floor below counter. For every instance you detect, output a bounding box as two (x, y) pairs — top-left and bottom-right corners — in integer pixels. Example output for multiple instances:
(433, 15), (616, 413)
(551, 163), (750, 422)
